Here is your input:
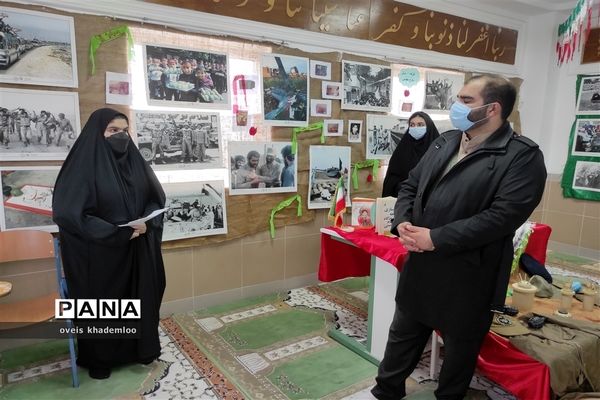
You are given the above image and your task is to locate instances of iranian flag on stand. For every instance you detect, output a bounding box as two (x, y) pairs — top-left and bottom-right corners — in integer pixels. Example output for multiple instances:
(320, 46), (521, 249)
(328, 176), (346, 227)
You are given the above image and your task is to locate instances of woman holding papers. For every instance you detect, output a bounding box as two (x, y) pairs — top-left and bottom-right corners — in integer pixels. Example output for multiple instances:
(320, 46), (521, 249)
(382, 111), (440, 197)
(53, 108), (166, 380)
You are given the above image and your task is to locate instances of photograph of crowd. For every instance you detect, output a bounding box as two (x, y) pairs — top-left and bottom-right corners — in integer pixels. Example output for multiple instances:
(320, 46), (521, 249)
(144, 44), (229, 109)
(162, 180), (227, 241)
(0, 87), (80, 161)
(261, 53), (309, 127)
(576, 75), (600, 114)
(228, 141), (297, 195)
(133, 111), (222, 169)
(366, 114), (408, 159)
(0, 7), (77, 87)
(572, 119), (600, 157)
(573, 161), (600, 192)
(308, 145), (351, 209)
(424, 71), (464, 111)
(342, 60), (391, 112)
(0, 166), (59, 231)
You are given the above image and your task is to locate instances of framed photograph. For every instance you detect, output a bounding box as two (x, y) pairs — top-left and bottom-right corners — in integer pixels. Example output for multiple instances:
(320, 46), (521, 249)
(229, 141), (297, 195)
(366, 114), (408, 159)
(572, 119), (600, 157)
(573, 161), (600, 192)
(321, 81), (342, 100)
(0, 166), (60, 232)
(342, 60), (391, 112)
(133, 110), (222, 169)
(0, 7), (78, 88)
(310, 60), (331, 80)
(323, 119), (343, 137)
(0, 87), (81, 161)
(261, 53), (309, 127)
(424, 71), (464, 111)
(348, 119), (363, 143)
(162, 180), (227, 241)
(143, 44), (230, 109)
(106, 71), (131, 105)
(310, 99), (332, 117)
(576, 76), (600, 115)
(308, 145), (351, 209)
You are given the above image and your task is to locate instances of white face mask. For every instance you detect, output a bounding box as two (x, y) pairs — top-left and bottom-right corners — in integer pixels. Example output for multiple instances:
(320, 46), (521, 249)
(408, 126), (427, 140)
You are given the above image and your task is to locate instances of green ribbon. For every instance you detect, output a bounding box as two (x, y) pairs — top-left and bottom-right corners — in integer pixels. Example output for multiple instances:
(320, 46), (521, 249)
(269, 195), (302, 239)
(292, 122), (324, 154)
(89, 25), (134, 75)
(352, 159), (380, 189)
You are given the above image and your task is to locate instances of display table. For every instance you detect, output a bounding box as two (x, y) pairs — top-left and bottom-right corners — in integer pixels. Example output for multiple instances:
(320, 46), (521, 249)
(318, 223), (563, 400)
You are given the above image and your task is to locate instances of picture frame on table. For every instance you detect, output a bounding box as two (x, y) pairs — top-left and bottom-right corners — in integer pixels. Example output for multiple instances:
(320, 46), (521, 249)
(365, 114), (408, 159)
(0, 87), (80, 161)
(0, 6), (78, 88)
(342, 60), (391, 112)
(133, 110), (222, 169)
(261, 53), (309, 127)
(143, 44), (230, 109)
(228, 141), (297, 195)
(162, 180), (227, 241)
(308, 145), (351, 209)
(0, 166), (60, 232)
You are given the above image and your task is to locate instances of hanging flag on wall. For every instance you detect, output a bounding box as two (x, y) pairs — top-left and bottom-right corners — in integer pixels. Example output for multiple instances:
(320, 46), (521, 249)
(556, 0), (595, 65)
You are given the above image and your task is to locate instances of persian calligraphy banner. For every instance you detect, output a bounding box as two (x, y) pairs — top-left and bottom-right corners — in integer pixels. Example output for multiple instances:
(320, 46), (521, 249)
(143, 0), (518, 65)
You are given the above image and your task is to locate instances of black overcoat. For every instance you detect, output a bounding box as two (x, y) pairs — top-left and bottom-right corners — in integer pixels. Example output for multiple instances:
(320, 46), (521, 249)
(392, 123), (546, 338)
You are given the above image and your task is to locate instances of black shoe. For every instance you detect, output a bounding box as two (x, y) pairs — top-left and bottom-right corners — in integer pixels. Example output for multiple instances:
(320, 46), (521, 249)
(139, 357), (156, 365)
(89, 367), (111, 379)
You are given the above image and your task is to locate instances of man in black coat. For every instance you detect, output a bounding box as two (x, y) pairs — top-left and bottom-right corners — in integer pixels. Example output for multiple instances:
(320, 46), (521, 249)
(371, 75), (547, 400)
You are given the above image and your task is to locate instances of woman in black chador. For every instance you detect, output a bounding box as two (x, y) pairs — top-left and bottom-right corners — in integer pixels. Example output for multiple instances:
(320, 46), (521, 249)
(382, 111), (440, 197)
(53, 108), (166, 380)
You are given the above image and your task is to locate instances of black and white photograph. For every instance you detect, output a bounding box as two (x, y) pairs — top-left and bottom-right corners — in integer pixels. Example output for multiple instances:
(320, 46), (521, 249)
(573, 161), (600, 192)
(143, 44), (229, 109)
(228, 141), (297, 195)
(308, 145), (351, 209)
(424, 71), (464, 111)
(576, 75), (600, 115)
(0, 7), (78, 88)
(323, 119), (343, 137)
(310, 60), (331, 80)
(572, 119), (600, 156)
(321, 81), (342, 100)
(0, 87), (80, 161)
(310, 99), (332, 117)
(261, 53), (309, 127)
(133, 110), (222, 169)
(348, 119), (363, 143)
(366, 114), (408, 159)
(162, 180), (227, 241)
(0, 166), (59, 232)
(106, 71), (131, 105)
(342, 60), (391, 112)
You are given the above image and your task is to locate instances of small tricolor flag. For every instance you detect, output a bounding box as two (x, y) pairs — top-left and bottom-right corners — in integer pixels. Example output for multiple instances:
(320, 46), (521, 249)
(328, 176), (346, 227)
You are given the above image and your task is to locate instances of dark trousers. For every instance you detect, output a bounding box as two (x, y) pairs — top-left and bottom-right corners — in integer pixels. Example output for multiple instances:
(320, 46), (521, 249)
(371, 306), (490, 400)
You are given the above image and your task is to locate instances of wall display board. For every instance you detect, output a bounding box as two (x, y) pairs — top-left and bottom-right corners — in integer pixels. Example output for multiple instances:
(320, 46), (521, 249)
(0, 166), (60, 232)
(133, 110), (222, 169)
(143, 44), (230, 109)
(308, 145), (351, 209)
(0, 6), (78, 88)
(228, 141), (297, 195)
(342, 60), (391, 112)
(261, 53), (309, 127)
(365, 114), (408, 159)
(562, 74), (600, 201)
(0, 88), (80, 161)
(162, 180), (227, 241)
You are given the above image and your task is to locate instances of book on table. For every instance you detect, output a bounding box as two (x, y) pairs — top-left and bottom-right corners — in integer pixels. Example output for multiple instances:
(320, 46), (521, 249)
(375, 196), (396, 235)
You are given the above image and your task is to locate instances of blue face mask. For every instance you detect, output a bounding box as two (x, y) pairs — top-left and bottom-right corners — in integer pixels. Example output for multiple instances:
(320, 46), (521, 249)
(449, 102), (490, 132)
(408, 126), (427, 140)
